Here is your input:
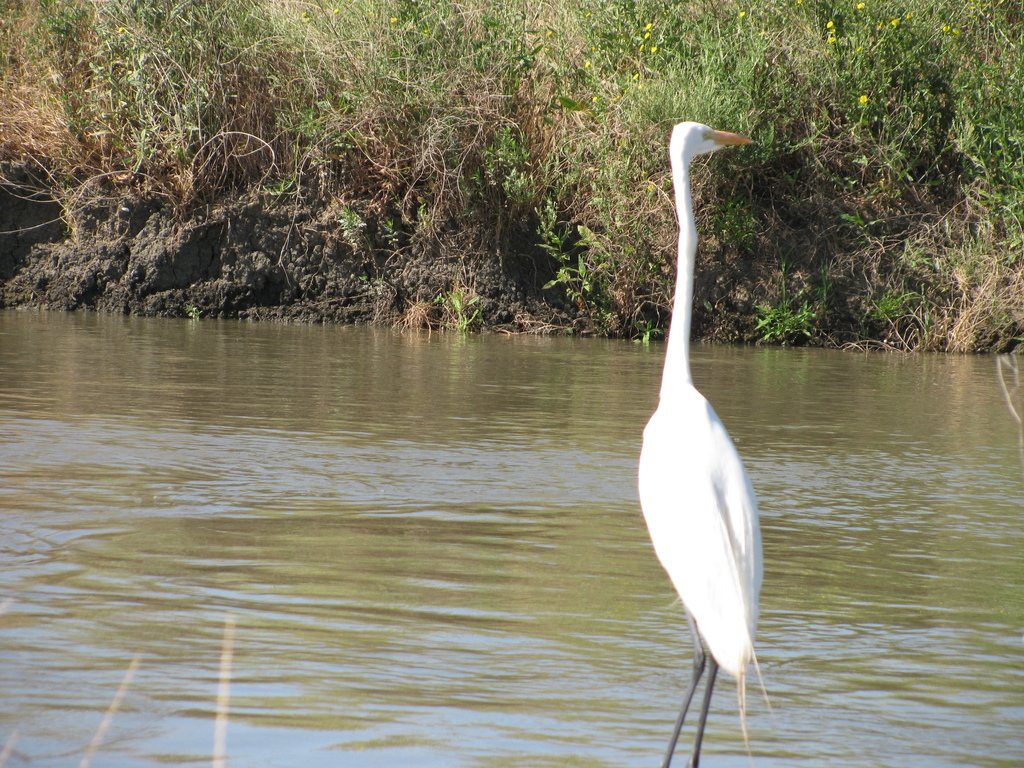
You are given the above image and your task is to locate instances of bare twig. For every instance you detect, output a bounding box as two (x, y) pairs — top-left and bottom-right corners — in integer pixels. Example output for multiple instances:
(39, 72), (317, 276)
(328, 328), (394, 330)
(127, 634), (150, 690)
(213, 613), (237, 768)
(0, 731), (18, 768)
(78, 652), (143, 768)
(996, 355), (1024, 486)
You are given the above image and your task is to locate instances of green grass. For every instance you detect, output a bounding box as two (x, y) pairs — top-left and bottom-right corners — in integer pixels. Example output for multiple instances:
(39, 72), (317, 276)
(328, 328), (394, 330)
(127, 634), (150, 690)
(2, 0), (1023, 350)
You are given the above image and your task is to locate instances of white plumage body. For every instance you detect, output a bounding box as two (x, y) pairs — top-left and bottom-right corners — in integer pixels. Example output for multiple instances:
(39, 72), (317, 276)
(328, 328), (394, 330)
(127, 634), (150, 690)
(639, 385), (762, 680)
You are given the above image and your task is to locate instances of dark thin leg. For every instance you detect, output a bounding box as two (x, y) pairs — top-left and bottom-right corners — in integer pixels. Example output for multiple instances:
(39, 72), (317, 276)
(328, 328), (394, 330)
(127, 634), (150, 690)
(660, 614), (706, 768)
(686, 656), (718, 768)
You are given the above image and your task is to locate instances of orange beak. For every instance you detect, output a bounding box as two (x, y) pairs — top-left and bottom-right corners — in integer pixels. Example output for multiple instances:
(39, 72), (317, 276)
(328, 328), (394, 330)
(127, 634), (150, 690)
(711, 129), (753, 146)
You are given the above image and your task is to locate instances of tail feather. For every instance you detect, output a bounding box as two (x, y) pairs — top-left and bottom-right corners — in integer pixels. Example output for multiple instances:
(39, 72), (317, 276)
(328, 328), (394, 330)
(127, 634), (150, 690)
(752, 647), (773, 719)
(737, 648), (772, 764)
(737, 666), (750, 748)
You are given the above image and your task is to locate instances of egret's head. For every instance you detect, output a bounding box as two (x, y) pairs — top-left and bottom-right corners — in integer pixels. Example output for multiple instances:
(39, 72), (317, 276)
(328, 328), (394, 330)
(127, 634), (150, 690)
(672, 121), (752, 161)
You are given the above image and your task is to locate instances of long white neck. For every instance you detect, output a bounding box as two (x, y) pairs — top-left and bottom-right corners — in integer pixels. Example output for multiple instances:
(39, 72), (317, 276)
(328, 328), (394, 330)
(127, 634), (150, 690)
(660, 145), (697, 398)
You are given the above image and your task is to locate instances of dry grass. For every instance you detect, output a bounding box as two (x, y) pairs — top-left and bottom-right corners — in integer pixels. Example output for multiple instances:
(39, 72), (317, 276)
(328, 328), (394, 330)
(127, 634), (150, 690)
(78, 652), (142, 768)
(0, 86), (76, 170)
(400, 300), (440, 331)
(0, 611), (240, 767)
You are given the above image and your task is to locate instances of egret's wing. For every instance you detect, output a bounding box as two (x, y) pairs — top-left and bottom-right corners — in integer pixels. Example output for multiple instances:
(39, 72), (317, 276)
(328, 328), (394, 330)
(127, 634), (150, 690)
(638, 396), (762, 678)
(707, 404), (763, 627)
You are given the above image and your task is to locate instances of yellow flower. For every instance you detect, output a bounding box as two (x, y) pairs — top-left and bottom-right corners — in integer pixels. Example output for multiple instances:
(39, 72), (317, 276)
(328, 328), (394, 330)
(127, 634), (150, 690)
(650, 45), (658, 53)
(856, 2), (865, 8)
(644, 31), (651, 39)
(859, 94), (869, 104)
(828, 35), (836, 43)
(891, 18), (899, 26)
(638, 43), (644, 51)
(584, 60), (591, 68)
(739, 10), (747, 18)
(390, 16), (398, 23)
(645, 23), (653, 30)
(632, 72), (639, 80)
(826, 20), (834, 28)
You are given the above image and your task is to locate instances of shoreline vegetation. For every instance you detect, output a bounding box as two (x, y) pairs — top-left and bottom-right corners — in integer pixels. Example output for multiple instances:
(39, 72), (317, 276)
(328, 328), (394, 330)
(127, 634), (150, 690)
(1, 0), (1022, 351)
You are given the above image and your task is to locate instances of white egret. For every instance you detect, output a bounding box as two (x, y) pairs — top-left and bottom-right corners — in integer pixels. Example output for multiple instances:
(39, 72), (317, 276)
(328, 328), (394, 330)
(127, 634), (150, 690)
(638, 122), (762, 767)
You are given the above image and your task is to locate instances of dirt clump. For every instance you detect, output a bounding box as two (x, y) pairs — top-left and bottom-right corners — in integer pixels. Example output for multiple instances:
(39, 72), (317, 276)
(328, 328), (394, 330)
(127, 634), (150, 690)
(0, 166), (571, 332)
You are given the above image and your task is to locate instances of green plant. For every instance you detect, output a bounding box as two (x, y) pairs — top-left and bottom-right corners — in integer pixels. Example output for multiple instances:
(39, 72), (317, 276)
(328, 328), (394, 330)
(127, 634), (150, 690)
(539, 201), (609, 317)
(755, 298), (819, 344)
(755, 258), (820, 343)
(871, 289), (919, 323)
(536, 199), (570, 260)
(436, 285), (482, 333)
(632, 318), (663, 344)
(481, 125), (535, 212)
(338, 206), (367, 249)
(185, 304), (202, 320)
(714, 196), (757, 251)
(545, 252), (599, 309)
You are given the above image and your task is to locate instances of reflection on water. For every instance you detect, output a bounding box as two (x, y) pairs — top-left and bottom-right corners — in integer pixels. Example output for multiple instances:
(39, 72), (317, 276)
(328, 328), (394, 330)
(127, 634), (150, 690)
(1, 311), (1022, 767)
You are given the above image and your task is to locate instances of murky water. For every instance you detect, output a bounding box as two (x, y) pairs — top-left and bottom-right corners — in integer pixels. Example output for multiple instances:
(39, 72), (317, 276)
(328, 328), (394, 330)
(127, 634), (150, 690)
(1, 311), (1022, 768)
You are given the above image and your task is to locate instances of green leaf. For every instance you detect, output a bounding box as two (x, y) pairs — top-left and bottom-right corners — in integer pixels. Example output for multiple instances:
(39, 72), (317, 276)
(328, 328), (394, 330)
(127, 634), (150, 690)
(556, 96), (589, 112)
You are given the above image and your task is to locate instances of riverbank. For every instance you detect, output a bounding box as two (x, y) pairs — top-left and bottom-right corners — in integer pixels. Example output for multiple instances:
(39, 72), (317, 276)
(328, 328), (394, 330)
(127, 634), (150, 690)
(2, 0), (1022, 350)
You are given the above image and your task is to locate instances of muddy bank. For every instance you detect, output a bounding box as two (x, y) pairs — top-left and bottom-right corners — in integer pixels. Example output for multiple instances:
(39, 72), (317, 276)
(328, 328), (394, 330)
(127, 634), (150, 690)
(1, 165), (768, 338)
(8, 162), (1015, 352)
(0, 167), (584, 332)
